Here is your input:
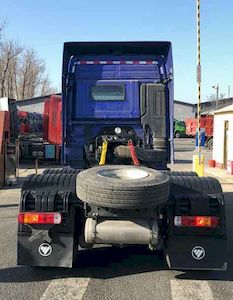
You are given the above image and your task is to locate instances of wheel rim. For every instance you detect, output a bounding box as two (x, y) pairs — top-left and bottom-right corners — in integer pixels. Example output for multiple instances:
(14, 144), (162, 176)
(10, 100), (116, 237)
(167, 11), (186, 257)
(97, 168), (149, 180)
(207, 139), (213, 149)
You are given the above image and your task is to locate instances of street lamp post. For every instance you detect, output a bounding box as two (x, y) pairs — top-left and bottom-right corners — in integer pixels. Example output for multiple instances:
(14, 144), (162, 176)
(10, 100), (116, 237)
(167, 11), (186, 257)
(212, 84), (219, 109)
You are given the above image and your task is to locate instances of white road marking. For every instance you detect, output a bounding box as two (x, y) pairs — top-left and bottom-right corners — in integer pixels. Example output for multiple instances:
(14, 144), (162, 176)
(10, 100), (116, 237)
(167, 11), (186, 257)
(40, 277), (90, 300)
(40, 274), (214, 300)
(170, 279), (213, 300)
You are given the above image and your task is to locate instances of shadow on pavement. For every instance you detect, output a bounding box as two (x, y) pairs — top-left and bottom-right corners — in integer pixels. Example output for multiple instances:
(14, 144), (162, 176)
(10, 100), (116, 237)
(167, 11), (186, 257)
(175, 159), (192, 164)
(1, 245), (233, 283)
(0, 177), (27, 191)
(175, 149), (194, 153)
(0, 204), (18, 208)
(175, 264), (233, 281)
(0, 247), (167, 283)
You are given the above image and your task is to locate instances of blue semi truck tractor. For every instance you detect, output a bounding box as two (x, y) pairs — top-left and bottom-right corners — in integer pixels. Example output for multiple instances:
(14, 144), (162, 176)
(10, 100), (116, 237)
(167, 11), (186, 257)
(17, 42), (227, 270)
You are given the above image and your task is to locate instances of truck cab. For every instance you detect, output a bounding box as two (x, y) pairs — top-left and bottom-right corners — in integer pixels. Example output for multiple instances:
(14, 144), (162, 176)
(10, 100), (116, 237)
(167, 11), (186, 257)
(62, 42), (174, 169)
(174, 119), (186, 138)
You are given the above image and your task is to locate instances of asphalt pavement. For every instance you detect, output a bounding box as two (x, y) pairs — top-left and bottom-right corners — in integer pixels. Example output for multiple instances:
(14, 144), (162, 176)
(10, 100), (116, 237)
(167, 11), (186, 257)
(0, 138), (233, 300)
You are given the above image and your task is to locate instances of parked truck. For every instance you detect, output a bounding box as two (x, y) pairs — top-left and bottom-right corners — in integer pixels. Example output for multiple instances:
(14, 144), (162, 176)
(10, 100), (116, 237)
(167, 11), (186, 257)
(185, 115), (213, 149)
(0, 97), (18, 186)
(0, 107), (11, 186)
(17, 42), (227, 270)
(18, 95), (62, 160)
(174, 119), (186, 138)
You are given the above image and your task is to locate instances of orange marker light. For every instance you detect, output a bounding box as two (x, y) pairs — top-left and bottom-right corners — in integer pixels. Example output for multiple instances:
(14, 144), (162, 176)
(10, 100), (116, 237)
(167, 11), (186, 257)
(174, 216), (219, 228)
(18, 212), (62, 225)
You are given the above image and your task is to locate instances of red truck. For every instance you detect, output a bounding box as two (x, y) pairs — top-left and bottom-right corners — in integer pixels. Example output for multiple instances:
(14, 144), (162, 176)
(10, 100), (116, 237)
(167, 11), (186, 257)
(185, 115), (213, 149)
(43, 95), (62, 145)
(0, 97), (17, 185)
(0, 111), (10, 186)
(18, 111), (31, 134)
(18, 95), (62, 160)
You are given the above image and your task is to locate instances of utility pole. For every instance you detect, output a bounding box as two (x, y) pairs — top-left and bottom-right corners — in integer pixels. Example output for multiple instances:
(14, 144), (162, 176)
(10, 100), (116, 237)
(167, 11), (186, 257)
(228, 85), (230, 98)
(193, 0), (204, 176)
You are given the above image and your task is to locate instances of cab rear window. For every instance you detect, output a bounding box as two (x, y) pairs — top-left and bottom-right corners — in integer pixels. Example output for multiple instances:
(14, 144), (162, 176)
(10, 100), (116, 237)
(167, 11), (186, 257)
(91, 85), (125, 101)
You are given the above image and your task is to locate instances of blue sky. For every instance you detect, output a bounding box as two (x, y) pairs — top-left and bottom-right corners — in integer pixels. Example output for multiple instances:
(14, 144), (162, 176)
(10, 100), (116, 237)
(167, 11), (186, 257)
(1, 0), (233, 103)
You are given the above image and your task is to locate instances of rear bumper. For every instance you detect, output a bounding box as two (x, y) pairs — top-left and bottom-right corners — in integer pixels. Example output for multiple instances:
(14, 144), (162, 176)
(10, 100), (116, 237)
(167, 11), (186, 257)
(166, 236), (227, 270)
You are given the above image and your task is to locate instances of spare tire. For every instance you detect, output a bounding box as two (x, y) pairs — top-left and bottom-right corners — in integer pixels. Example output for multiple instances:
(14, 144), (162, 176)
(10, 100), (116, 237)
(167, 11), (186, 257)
(76, 165), (170, 209)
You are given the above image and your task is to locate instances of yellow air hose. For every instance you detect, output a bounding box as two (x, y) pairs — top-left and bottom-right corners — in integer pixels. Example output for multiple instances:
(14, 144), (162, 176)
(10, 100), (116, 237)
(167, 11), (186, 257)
(99, 140), (108, 165)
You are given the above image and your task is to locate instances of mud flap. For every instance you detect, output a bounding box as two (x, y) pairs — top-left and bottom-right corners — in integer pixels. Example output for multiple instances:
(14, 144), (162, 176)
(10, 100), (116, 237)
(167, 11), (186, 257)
(17, 210), (78, 268)
(18, 231), (75, 268)
(17, 172), (81, 268)
(166, 236), (227, 270)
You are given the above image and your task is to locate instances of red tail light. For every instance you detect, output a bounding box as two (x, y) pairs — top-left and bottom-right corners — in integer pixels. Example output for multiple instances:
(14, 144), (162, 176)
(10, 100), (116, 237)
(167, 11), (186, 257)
(18, 212), (62, 224)
(174, 216), (219, 228)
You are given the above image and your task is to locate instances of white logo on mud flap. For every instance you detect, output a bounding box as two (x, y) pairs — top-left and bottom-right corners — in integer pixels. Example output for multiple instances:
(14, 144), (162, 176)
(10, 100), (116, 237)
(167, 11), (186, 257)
(38, 243), (53, 257)
(191, 246), (205, 260)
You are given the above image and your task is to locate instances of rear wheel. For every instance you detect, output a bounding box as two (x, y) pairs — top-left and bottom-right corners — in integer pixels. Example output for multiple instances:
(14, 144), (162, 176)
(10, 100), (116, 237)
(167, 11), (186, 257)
(207, 137), (213, 150)
(136, 148), (167, 162)
(175, 132), (181, 138)
(169, 175), (222, 194)
(43, 167), (79, 175)
(164, 171), (198, 177)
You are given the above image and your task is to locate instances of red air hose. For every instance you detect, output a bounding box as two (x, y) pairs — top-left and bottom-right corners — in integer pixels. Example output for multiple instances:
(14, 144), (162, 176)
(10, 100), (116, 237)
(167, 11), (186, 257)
(128, 140), (140, 166)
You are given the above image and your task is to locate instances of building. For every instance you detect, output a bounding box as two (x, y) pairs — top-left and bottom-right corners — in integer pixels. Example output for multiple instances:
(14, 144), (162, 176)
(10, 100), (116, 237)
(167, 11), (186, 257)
(212, 104), (233, 170)
(17, 94), (61, 113)
(195, 97), (233, 115)
(174, 100), (195, 120)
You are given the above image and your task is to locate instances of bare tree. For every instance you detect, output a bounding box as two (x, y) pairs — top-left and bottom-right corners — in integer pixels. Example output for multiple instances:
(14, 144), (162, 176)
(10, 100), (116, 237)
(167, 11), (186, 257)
(16, 49), (57, 99)
(0, 19), (6, 37)
(0, 21), (57, 99)
(206, 93), (225, 102)
(39, 75), (58, 96)
(0, 40), (56, 99)
(18, 49), (41, 99)
(5, 55), (18, 98)
(0, 40), (22, 97)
